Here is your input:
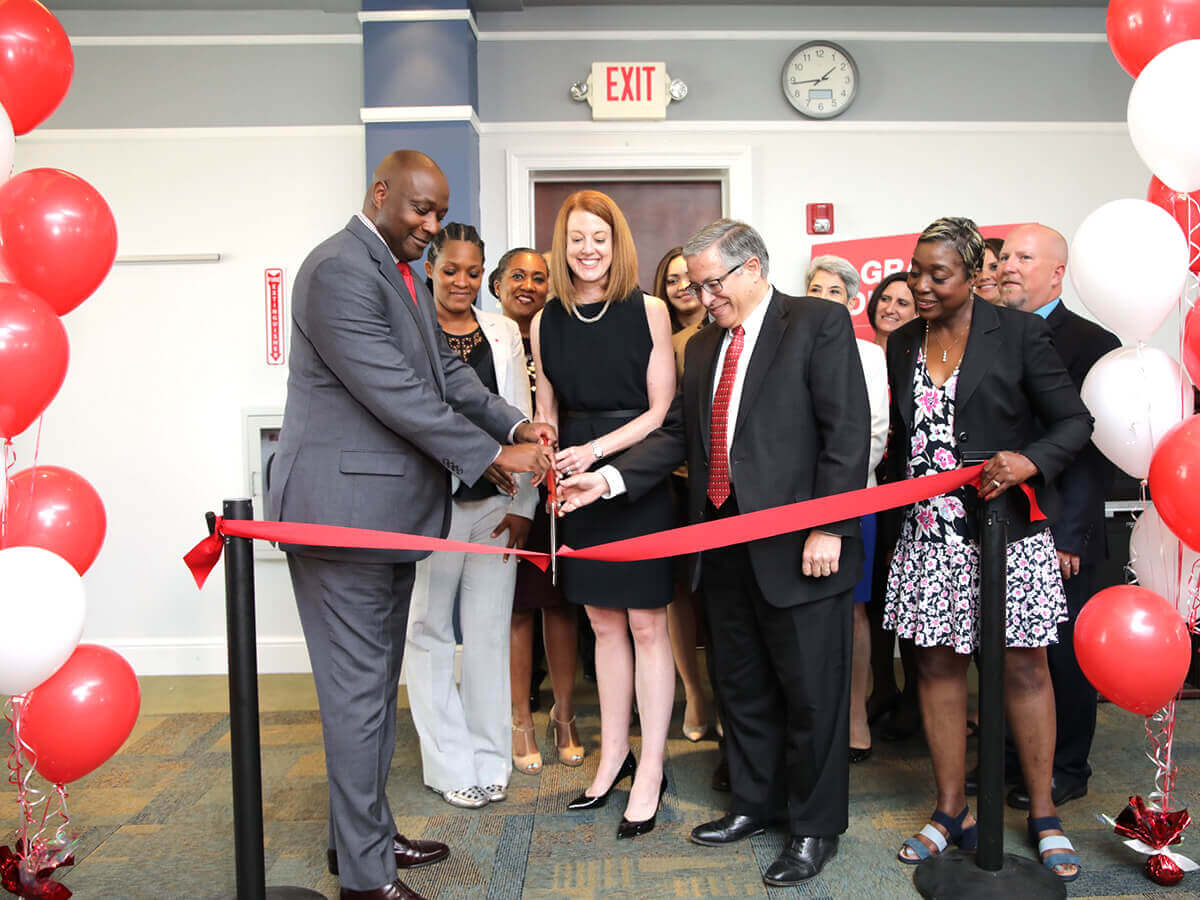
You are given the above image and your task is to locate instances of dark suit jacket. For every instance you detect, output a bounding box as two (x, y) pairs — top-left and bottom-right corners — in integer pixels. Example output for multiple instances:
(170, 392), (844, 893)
(615, 289), (871, 608)
(882, 296), (1093, 548)
(268, 216), (525, 563)
(1043, 301), (1121, 563)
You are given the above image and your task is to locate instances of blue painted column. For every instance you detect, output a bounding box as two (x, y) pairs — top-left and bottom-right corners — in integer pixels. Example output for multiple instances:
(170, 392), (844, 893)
(360, 1), (480, 228)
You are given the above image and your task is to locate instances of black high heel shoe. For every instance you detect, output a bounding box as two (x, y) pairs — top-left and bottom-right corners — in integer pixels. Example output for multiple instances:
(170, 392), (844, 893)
(616, 773), (668, 839)
(567, 750), (636, 810)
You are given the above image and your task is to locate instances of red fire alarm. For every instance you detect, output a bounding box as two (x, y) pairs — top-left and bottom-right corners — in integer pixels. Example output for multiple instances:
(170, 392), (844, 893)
(807, 203), (834, 235)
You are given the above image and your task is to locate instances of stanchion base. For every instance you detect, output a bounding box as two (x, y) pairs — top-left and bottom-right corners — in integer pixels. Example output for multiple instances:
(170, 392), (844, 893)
(914, 849), (1066, 899)
(222, 887), (325, 899)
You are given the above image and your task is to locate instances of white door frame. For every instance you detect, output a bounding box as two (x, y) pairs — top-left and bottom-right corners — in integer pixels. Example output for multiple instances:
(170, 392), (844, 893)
(504, 146), (753, 251)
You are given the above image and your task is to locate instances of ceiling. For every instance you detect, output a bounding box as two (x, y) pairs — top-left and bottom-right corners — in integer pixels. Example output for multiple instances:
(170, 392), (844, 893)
(45, 0), (1108, 10)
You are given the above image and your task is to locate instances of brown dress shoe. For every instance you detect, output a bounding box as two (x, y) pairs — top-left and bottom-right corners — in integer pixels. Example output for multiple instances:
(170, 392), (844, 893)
(328, 834), (450, 875)
(339, 877), (426, 899)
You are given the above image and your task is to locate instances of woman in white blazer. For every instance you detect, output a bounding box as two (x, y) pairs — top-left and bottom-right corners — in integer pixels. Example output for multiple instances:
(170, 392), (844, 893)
(404, 224), (538, 809)
(806, 255), (889, 763)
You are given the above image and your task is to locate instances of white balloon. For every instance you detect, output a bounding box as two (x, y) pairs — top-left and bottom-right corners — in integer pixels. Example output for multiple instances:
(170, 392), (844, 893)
(1131, 505), (1200, 619)
(1128, 39), (1200, 193)
(1069, 199), (1189, 342)
(0, 546), (85, 695)
(1080, 345), (1192, 480)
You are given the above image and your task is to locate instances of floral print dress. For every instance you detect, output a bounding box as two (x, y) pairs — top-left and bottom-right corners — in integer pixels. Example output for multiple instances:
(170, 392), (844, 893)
(882, 346), (1068, 654)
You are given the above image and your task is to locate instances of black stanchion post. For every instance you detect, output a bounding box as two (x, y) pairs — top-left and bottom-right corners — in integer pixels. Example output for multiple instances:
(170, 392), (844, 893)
(219, 498), (324, 900)
(913, 457), (1065, 899)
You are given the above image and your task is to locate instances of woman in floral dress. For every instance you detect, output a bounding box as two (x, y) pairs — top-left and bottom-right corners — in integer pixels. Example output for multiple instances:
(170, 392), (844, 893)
(881, 217), (1092, 883)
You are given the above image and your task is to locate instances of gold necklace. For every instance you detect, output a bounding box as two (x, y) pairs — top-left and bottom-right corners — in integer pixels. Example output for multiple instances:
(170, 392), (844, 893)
(572, 299), (612, 324)
(924, 322), (966, 364)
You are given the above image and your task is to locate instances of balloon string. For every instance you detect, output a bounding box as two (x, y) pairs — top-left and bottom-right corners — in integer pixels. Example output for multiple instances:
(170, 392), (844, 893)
(27, 414), (42, 514)
(1, 439), (9, 546)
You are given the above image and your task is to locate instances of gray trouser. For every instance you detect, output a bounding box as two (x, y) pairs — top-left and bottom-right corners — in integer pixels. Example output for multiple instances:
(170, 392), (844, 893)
(288, 554), (414, 892)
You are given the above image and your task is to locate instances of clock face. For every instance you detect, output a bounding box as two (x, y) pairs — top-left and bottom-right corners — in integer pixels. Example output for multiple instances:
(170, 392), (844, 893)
(782, 42), (858, 119)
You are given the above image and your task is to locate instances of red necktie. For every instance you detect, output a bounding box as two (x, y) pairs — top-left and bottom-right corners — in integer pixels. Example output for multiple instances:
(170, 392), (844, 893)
(398, 262), (417, 305)
(707, 325), (745, 508)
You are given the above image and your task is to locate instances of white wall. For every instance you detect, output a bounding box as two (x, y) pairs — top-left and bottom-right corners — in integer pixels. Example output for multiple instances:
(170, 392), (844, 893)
(480, 121), (1182, 357)
(12, 125), (365, 674)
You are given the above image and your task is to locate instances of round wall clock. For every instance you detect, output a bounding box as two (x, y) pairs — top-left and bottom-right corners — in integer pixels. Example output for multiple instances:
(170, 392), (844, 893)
(782, 41), (859, 119)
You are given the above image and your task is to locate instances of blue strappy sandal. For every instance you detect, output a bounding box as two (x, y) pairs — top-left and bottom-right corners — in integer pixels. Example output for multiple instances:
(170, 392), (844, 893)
(1028, 815), (1082, 882)
(898, 806), (978, 864)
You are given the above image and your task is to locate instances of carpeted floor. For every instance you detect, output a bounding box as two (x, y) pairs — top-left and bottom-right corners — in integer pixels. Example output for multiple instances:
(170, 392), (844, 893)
(7, 673), (1200, 899)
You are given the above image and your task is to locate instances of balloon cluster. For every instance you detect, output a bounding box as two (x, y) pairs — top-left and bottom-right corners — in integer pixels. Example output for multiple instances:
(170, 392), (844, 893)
(1070, 2), (1200, 885)
(0, 3), (139, 899)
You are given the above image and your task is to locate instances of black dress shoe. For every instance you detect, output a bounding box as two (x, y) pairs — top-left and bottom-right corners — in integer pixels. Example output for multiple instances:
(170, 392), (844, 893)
(1006, 776), (1088, 810)
(328, 833), (450, 875)
(848, 745), (872, 764)
(711, 751), (730, 792)
(689, 813), (766, 846)
(616, 774), (668, 839)
(339, 877), (426, 900)
(567, 749), (636, 810)
(762, 835), (839, 886)
(964, 764), (1023, 797)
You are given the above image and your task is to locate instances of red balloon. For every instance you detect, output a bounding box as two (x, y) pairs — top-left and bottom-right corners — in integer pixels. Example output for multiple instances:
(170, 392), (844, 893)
(1184, 303), (1200, 386)
(1075, 585), (1191, 715)
(0, 283), (68, 439)
(5, 466), (106, 575)
(0, 168), (117, 316)
(1107, 0), (1200, 78)
(1147, 176), (1200, 275)
(1149, 415), (1200, 553)
(0, 0), (73, 135)
(19, 644), (139, 785)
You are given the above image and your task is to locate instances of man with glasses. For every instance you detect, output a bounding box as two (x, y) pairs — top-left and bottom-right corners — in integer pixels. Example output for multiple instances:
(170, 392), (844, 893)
(559, 219), (869, 885)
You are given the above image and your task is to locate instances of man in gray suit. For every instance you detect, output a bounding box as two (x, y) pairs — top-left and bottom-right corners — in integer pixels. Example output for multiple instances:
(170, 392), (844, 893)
(269, 150), (553, 900)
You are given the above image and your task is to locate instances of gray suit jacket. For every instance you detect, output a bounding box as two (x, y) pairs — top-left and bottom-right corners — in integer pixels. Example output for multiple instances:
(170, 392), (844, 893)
(268, 216), (526, 562)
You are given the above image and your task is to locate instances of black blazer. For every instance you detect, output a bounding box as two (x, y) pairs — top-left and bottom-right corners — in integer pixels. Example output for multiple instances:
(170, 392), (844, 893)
(882, 296), (1093, 548)
(615, 289), (871, 608)
(1043, 302), (1121, 562)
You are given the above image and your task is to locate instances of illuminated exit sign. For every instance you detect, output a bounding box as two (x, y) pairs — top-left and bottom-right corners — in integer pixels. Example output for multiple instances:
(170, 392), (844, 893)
(588, 62), (671, 120)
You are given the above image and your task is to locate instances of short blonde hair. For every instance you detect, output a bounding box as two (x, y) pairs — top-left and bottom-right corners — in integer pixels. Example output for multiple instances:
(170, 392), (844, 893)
(549, 190), (639, 310)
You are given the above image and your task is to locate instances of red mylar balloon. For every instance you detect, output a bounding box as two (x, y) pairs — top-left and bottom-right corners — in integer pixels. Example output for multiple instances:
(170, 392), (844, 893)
(1075, 585), (1191, 716)
(1107, 0), (1200, 78)
(0, 168), (117, 316)
(5, 466), (106, 575)
(1184, 303), (1200, 386)
(1147, 176), (1200, 274)
(19, 644), (139, 785)
(1149, 415), (1200, 553)
(0, 283), (68, 439)
(0, 0), (73, 135)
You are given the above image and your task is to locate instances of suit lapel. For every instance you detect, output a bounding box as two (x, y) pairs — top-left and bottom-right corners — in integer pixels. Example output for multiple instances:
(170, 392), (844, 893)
(893, 321), (921, 432)
(692, 323), (725, 458)
(731, 291), (786, 443)
(954, 296), (1001, 419)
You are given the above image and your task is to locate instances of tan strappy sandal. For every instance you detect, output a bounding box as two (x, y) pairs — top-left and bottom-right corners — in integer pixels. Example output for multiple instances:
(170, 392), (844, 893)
(512, 719), (542, 775)
(547, 704), (585, 767)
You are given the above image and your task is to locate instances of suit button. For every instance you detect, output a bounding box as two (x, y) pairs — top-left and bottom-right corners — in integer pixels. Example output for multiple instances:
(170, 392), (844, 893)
(957, 431), (969, 442)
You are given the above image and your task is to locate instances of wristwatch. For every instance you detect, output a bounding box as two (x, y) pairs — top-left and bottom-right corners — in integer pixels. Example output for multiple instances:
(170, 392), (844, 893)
(591, 441), (604, 461)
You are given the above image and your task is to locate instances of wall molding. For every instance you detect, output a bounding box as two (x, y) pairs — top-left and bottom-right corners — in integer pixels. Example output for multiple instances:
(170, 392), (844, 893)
(19, 125), (364, 141)
(477, 28), (1107, 44)
(504, 146), (752, 253)
(70, 33), (362, 46)
(361, 105), (481, 132)
(483, 119), (1127, 135)
(358, 8), (479, 39)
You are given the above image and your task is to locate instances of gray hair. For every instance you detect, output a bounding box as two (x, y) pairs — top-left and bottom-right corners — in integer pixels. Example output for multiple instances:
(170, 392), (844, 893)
(917, 216), (986, 278)
(683, 218), (770, 279)
(806, 254), (860, 298)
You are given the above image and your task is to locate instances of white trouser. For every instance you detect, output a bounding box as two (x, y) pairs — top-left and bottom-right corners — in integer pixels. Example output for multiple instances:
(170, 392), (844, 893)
(405, 493), (517, 791)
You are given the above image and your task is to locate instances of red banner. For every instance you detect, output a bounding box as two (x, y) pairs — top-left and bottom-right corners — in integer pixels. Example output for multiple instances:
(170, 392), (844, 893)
(184, 464), (1045, 589)
(813, 224), (1018, 339)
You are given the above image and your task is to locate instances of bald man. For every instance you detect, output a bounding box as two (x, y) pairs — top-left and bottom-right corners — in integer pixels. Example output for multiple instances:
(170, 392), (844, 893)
(995, 223), (1120, 810)
(269, 151), (553, 900)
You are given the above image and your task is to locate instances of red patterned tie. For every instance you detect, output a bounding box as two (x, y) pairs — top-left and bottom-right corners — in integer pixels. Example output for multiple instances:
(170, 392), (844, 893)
(398, 262), (417, 305)
(707, 325), (745, 508)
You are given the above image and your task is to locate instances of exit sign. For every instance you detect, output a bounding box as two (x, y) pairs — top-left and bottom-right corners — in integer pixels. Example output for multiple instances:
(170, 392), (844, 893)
(588, 62), (670, 120)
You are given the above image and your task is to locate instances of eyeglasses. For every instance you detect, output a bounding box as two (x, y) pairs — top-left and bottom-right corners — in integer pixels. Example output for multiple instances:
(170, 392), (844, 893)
(683, 261), (746, 301)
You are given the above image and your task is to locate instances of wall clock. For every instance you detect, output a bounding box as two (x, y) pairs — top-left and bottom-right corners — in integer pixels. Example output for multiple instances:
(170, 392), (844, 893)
(782, 41), (858, 119)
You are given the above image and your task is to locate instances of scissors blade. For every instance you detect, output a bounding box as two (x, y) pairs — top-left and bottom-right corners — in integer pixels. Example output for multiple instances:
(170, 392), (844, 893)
(541, 435), (558, 585)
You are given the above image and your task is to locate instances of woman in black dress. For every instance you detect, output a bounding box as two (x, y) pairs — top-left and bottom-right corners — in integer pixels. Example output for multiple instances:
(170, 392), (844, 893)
(531, 190), (676, 838)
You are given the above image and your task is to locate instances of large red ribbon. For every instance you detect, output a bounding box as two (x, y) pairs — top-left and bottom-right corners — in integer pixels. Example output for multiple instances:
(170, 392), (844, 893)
(185, 463), (1044, 589)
